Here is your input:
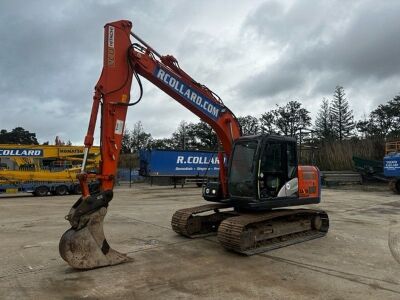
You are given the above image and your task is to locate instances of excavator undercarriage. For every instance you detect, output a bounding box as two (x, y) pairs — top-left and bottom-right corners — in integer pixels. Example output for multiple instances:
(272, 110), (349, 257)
(172, 204), (329, 255)
(171, 203), (236, 238)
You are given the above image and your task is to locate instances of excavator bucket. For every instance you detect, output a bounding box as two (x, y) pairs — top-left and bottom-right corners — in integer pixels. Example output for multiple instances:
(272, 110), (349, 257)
(59, 191), (131, 269)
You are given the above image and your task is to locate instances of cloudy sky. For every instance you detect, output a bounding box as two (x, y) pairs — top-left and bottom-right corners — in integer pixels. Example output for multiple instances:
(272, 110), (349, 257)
(1, 0), (399, 144)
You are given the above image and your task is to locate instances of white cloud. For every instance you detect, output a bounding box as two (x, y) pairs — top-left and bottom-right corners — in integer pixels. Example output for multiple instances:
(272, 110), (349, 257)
(0, 0), (399, 144)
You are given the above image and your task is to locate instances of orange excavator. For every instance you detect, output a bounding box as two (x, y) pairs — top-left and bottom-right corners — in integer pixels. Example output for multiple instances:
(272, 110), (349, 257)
(59, 20), (329, 269)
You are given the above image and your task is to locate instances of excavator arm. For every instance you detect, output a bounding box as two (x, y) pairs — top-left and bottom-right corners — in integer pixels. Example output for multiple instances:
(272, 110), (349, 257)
(59, 20), (241, 269)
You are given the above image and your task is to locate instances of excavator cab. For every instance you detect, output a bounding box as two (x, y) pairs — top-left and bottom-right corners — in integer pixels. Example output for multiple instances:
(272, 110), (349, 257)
(204, 135), (321, 210)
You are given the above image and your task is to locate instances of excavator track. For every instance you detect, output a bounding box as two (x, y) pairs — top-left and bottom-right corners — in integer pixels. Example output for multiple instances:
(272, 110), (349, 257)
(172, 203), (237, 238)
(218, 209), (329, 255)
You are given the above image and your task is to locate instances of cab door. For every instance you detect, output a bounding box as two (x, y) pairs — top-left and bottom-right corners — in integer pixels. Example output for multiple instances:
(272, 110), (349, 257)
(228, 140), (259, 199)
(258, 140), (297, 199)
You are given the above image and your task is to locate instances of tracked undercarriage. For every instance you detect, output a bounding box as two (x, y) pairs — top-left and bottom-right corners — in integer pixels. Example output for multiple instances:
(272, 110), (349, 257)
(172, 204), (329, 255)
(171, 203), (237, 238)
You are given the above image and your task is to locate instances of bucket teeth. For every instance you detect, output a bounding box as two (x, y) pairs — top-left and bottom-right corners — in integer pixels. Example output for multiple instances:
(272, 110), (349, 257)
(59, 207), (132, 270)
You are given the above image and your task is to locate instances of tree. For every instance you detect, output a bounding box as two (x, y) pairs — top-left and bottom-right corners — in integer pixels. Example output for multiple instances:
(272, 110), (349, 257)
(171, 121), (191, 150)
(274, 101), (311, 138)
(259, 111), (276, 134)
(356, 94), (400, 138)
(237, 115), (260, 136)
(356, 114), (375, 138)
(121, 121), (152, 153)
(170, 121), (218, 150)
(121, 130), (132, 154)
(149, 138), (174, 149)
(387, 95), (400, 137)
(186, 121), (218, 150)
(131, 121), (152, 152)
(0, 127), (38, 144)
(370, 104), (393, 137)
(330, 86), (355, 140)
(314, 98), (334, 140)
(55, 136), (65, 146)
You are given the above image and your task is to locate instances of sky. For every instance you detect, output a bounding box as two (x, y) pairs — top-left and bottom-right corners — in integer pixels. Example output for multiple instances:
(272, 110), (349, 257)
(1, 0), (400, 144)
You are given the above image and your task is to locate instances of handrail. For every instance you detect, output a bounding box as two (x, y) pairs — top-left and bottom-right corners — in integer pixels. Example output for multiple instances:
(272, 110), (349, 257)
(386, 141), (400, 154)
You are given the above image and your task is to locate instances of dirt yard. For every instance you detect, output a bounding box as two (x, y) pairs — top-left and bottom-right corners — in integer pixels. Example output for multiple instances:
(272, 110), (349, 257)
(0, 184), (399, 299)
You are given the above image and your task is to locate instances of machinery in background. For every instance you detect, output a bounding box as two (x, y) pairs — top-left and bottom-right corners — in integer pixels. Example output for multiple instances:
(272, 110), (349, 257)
(59, 20), (329, 270)
(351, 141), (400, 194)
(384, 141), (400, 193)
(353, 156), (386, 182)
(0, 144), (100, 196)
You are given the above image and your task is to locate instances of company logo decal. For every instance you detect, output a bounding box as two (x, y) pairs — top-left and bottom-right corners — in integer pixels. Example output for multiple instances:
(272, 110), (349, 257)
(107, 26), (115, 66)
(0, 149), (43, 157)
(175, 155), (223, 171)
(155, 66), (223, 120)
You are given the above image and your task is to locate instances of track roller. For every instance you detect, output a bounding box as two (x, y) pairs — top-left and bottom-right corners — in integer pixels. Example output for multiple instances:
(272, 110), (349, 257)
(218, 209), (329, 255)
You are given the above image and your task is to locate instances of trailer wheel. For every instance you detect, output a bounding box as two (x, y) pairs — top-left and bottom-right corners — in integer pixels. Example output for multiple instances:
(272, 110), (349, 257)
(34, 186), (49, 197)
(55, 185), (68, 196)
(72, 184), (82, 195)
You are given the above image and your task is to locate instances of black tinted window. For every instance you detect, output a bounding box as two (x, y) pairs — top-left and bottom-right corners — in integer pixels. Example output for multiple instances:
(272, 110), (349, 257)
(261, 143), (282, 173)
(229, 141), (258, 197)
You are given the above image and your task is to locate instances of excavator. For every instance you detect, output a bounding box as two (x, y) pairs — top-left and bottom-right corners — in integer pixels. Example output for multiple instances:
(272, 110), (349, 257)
(59, 20), (329, 269)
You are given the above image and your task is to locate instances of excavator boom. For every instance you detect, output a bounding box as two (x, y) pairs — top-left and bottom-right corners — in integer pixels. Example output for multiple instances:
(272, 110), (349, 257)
(59, 20), (241, 269)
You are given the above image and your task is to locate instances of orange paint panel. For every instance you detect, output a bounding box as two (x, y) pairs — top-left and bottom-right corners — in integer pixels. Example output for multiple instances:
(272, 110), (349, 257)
(298, 165), (320, 199)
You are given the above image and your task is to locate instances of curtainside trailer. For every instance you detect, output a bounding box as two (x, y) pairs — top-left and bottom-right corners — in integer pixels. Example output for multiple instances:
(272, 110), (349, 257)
(139, 149), (222, 186)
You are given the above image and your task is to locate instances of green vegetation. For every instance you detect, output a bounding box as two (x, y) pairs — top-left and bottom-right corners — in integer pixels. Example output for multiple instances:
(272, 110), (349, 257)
(0, 127), (38, 145)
